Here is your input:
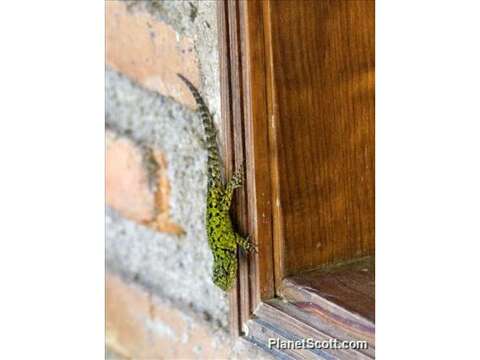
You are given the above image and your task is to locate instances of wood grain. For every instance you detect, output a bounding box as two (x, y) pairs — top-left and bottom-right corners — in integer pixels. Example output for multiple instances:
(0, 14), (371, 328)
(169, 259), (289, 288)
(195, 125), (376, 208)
(279, 257), (375, 347)
(218, 0), (276, 335)
(217, 0), (241, 337)
(243, 0), (276, 303)
(219, 0), (376, 349)
(267, 0), (375, 275)
(248, 300), (373, 359)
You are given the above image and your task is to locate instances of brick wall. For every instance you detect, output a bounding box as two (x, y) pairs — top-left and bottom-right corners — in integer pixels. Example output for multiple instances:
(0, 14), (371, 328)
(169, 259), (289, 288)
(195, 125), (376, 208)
(105, 1), (269, 358)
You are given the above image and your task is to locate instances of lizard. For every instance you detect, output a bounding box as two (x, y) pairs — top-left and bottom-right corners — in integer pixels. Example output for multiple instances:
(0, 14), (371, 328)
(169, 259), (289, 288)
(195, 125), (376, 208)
(177, 73), (256, 291)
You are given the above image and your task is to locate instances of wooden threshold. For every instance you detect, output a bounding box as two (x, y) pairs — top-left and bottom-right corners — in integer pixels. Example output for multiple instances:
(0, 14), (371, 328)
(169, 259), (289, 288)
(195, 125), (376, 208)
(246, 258), (375, 359)
(247, 298), (374, 359)
(280, 257), (375, 325)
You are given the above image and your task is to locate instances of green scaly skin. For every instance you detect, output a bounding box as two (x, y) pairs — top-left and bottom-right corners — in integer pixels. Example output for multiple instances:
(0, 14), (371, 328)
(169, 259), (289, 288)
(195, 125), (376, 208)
(178, 74), (256, 291)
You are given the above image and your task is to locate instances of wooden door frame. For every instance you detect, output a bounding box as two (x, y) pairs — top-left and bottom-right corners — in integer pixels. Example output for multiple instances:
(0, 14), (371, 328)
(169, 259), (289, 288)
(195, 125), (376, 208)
(218, 0), (276, 335)
(217, 1), (374, 358)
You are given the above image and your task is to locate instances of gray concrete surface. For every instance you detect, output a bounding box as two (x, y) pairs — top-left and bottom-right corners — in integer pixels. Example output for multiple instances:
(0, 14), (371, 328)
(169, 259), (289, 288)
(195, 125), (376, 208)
(106, 0), (229, 328)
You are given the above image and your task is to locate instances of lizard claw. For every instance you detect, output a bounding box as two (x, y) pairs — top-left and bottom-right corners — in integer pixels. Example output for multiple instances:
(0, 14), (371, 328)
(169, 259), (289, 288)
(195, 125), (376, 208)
(232, 165), (244, 188)
(246, 235), (258, 254)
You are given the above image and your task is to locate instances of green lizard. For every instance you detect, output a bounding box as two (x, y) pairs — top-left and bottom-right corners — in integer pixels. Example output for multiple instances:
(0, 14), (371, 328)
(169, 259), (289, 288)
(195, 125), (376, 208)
(178, 74), (256, 291)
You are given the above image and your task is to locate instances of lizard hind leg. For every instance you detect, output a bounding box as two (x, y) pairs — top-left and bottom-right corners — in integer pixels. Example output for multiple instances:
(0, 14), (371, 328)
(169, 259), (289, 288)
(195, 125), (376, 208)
(235, 233), (257, 254)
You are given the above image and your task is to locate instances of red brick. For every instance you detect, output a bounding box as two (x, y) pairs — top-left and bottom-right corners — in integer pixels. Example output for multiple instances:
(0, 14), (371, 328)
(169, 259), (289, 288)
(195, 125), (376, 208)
(106, 1), (200, 109)
(106, 273), (233, 359)
(149, 150), (185, 235)
(106, 132), (154, 223)
(106, 132), (184, 235)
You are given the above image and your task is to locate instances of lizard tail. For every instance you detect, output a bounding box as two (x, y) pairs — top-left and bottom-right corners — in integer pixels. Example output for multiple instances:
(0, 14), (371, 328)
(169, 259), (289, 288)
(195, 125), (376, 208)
(177, 73), (222, 184)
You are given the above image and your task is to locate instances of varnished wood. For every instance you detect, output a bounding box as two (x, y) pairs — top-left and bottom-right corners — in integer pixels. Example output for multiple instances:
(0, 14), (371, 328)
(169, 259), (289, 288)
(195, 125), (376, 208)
(218, 0), (277, 335)
(268, 0), (375, 276)
(243, 0), (276, 302)
(217, 0), (240, 337)
(280, 257), (375, 347)
(219, 1), (375, 356)
(279, 258), (375, 323)
(282, 258), (375, 323)
(227, 0), (251, 330)
(261, 0), (287, 295)
(248, 301), (373, 359)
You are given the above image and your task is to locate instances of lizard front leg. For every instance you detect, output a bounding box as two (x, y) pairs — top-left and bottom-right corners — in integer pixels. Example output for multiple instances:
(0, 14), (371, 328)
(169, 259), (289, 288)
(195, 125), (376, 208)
(235, 233), (257, 253)
(221, 167), (244, 213)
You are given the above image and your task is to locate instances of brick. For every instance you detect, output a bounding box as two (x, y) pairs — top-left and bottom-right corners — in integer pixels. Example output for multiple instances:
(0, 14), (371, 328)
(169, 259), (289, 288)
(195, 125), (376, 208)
(106, 132), (184, 235)
(106, 132), (154, 223)
(106, 273), (233, 359)
(149, 150), (185, 235)
(106, 1), (200, 109)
